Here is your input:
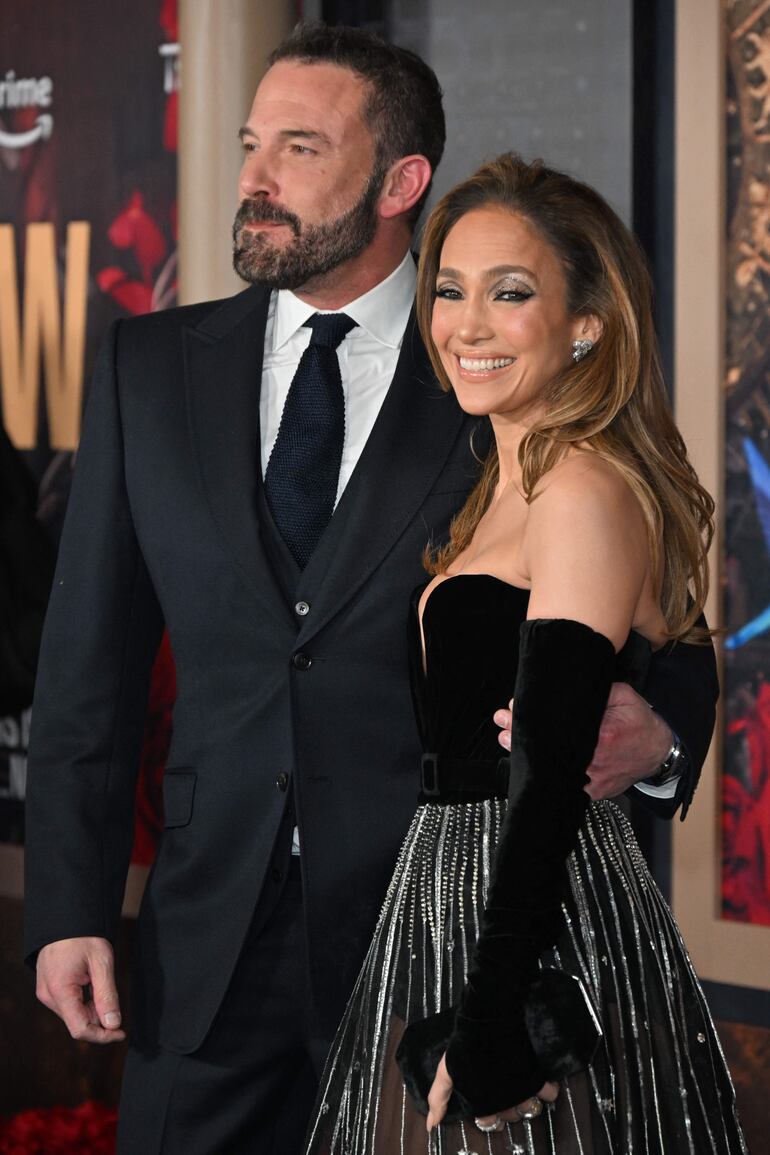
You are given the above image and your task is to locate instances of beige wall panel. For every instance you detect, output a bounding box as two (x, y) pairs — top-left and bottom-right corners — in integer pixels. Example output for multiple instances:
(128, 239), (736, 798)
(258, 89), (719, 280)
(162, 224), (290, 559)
(178, 0), (294, 304)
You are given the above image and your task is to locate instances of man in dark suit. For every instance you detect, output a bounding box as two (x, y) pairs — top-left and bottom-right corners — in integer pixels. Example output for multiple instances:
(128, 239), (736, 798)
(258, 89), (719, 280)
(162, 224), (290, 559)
(24, 24), (717, 1155)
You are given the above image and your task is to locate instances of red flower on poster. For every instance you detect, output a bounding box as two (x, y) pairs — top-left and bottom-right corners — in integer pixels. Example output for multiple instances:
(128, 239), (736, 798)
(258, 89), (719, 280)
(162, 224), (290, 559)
(96, 0), (179, 319)
(722, 681), (770, 926)
(160, 0), (177, 42)
(96, 189), (177, 317)
(0, 1102), (117, 1154)
(108, 190), (167, 282)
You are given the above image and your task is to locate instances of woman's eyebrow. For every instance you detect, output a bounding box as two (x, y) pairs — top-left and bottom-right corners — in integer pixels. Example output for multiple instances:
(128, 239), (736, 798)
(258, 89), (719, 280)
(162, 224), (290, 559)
(436, 264), (537, 281)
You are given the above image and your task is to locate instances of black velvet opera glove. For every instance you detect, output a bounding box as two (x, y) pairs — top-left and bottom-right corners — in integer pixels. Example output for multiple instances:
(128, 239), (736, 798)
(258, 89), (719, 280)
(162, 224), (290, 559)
(398, 618), (615, 1119)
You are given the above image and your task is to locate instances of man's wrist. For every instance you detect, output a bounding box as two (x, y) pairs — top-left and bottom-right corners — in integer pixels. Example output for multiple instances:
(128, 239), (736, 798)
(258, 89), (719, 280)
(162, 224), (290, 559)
(644, 734), (686, 787)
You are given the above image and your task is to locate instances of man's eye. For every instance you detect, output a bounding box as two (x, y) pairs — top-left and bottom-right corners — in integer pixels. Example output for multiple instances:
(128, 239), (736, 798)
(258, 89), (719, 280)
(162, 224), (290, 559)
(290, 144), (316, 155)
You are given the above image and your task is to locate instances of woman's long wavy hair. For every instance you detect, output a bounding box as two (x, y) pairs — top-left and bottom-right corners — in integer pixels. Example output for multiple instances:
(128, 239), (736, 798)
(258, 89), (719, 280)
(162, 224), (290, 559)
(417, 152), (713, 641)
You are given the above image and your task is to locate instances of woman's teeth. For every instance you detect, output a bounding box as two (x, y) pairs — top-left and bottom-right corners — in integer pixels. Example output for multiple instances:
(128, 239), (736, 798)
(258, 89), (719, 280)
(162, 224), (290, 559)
(458, 356), (514, 371)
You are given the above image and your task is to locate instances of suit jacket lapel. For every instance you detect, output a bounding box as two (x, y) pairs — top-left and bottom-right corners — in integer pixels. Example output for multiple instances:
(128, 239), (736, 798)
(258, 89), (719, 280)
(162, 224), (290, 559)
(295, 309), (467, 643)
(184, 286), (295, 631)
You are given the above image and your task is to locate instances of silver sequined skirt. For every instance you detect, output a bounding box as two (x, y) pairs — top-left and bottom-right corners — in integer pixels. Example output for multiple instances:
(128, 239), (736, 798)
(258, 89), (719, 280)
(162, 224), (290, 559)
(304, 800), (747, 1155)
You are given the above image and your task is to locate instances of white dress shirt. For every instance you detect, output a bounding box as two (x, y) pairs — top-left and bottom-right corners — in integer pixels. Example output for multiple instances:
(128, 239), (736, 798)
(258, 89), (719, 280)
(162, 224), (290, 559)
(260, 250), (417, 505)
(635, 763), (680, 799)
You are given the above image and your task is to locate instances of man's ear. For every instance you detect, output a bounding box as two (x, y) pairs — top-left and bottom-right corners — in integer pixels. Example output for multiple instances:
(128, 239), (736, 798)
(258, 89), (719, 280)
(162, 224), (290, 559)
(378, 155), (432, 220)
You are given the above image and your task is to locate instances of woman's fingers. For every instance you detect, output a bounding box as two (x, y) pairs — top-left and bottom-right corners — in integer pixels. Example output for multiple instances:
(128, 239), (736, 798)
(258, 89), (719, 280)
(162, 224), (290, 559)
(538, 1079), (560, 1103)
(426, 1053), (453, 1132)
(475, 1112), (508, 1130)
(509, 1081), (560, 1121)
(476, 1082), (561, 1131)
(431, 1074), (562, 1135)
(493, 698), (515, 750)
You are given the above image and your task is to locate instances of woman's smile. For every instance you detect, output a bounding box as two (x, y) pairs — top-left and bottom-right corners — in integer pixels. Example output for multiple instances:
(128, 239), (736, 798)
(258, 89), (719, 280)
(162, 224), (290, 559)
(455, 354), (516, 378)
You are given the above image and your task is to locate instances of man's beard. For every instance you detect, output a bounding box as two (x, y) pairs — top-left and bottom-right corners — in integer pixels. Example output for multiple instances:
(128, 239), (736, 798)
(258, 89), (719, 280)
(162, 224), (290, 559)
(232, 164), (386, 289)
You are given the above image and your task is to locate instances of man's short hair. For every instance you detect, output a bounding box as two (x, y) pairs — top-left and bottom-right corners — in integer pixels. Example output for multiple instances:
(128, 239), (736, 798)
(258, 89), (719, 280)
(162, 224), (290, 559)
(268, 23), (445, 219)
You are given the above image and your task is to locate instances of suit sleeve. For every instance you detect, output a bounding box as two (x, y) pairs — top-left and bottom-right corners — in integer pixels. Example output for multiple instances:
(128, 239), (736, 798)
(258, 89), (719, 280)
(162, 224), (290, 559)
(631, 613), (718, 820)
(24, 319), (164, 962)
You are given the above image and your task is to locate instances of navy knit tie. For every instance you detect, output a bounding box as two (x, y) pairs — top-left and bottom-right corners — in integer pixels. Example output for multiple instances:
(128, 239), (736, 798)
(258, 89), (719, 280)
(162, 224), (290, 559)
(264, 312), (356, 569)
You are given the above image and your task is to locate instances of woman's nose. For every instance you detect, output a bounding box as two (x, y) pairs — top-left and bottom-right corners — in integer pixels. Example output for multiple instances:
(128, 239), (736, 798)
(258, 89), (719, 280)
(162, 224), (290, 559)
(455, 298), (494, 344)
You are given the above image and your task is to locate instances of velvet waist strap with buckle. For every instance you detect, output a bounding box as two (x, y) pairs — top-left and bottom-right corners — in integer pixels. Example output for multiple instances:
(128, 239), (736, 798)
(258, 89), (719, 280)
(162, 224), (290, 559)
(419, 753), (510, 803)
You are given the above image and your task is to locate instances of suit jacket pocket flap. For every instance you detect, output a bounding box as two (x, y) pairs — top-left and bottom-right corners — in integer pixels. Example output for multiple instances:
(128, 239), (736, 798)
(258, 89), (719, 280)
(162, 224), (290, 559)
(163, 770), (197, 828)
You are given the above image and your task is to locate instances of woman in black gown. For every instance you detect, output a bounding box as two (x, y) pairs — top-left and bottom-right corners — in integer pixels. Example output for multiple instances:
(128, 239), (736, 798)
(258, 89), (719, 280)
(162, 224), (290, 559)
(303, 153), (747, 1154)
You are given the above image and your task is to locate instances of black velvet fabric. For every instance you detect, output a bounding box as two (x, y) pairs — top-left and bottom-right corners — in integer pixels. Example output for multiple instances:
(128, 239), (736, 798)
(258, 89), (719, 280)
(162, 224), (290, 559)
(397, 1007), (473, 1122)
(523, 968), (601, 1075)
(441, 617), (616, 1115)
(396, 969), (601, 1122)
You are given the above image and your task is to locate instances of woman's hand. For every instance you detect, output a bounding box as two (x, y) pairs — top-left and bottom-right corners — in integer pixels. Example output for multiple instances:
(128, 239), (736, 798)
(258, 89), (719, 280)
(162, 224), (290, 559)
(425, 1052), (559, 1132)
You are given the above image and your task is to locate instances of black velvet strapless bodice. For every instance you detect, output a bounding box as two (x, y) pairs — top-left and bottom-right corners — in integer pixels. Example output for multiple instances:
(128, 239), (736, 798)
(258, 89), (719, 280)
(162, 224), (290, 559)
(409, 574), (651, 761)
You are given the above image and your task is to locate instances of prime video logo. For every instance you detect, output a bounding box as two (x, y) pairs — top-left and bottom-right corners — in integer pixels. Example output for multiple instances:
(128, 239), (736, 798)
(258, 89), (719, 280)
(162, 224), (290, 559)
(0, 71), (54, 149)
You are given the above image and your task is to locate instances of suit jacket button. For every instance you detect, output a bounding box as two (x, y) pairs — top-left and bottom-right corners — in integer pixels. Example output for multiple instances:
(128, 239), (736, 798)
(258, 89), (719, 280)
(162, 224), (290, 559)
(292, 652), (312, 671)
(276, 772), (289, 792)
(294, 600), (310, 616)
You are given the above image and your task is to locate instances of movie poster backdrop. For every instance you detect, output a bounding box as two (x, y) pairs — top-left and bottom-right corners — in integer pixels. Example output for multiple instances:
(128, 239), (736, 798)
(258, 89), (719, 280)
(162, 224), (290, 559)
(0, 0), (178, 857)
(723, 0), (770, 927)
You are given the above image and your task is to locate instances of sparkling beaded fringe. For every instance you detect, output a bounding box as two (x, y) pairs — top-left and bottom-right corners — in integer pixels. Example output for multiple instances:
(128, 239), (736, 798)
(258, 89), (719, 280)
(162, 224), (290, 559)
(304, 800), (747, 1155)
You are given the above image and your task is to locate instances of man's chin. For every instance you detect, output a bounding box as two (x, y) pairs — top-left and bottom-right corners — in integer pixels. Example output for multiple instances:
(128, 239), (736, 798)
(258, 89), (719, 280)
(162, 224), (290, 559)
(232, 252), (308, 291)
(234, 244), (273, 281)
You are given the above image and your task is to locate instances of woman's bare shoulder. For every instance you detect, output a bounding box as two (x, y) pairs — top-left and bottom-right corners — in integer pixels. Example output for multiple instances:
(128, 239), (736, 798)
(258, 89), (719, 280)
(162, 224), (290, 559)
(534, 449), (642, 519)
(523, 450), (650, 649)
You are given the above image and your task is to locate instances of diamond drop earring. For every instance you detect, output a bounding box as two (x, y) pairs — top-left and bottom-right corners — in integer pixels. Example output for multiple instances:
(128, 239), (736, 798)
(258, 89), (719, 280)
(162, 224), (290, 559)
(572, 338), (594, 363)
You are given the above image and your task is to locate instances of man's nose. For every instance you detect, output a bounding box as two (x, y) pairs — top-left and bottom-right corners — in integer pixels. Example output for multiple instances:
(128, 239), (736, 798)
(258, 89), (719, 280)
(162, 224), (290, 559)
(239, 152), (280, 200)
